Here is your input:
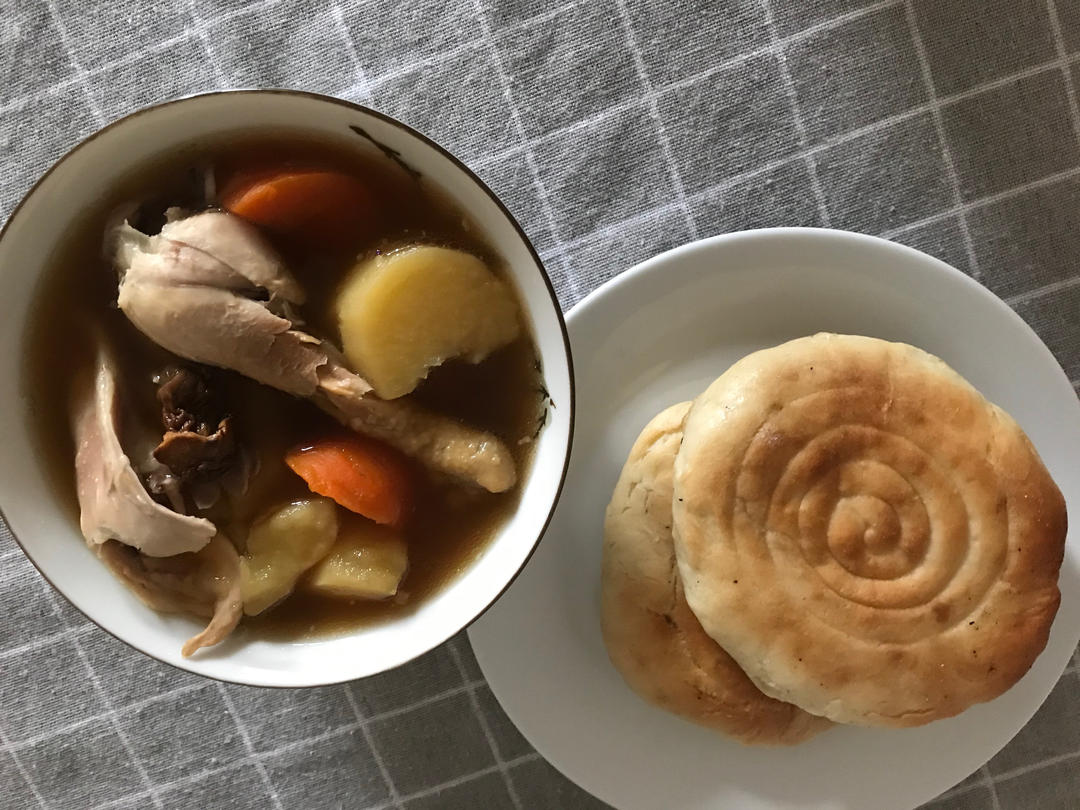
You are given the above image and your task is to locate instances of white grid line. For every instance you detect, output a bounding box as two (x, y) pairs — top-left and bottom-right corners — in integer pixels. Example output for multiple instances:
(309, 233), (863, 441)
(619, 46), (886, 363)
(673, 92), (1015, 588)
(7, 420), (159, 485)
(497, 0), (579, 34)
(1005, 276), (1080, 308)
(200, 679), (488, 767)
(363, 2), (585, 98)
(331, 3), (374, 104)
(936, 774), (985, 802)
(992, 747), (1080, 785)
(469, 0), (578, 298)
(505, 47), (1080, 268)
(981, 763), (1004, 810)
(474, 47), (1080, 175)
(784, 0), (903, 44)
(41, 0), (106, 127)
(3, 0), (1076, 140)
(366, 752), (543, 810)
(215, 684), (286, 810)
(4, 683), (210, 751)
(343, 683), (404, 808)
(467, 18), (889, 174)
(902, 0), (981, 279)
(42, 643), (1079, 808)
(881, 163), (1080, 240)
(184, 0), (228, 88)
(447, 640), (524, 810)
(361, 0), (576, 100)
(90, 755), (253, 810)
(540, 197), (684, 260)
(3, 0), (1075, 147)
(0, 721), (49, 810)
(0, 0), (281, 120)
(1047, 0), (1080, 149)
(366, 40), (485, 97)
(368, 679), (483, 720)
(35, 584), (164, 809)
(68, 637), (166, 809)
(0, 623), (94, 660)
(549, 140), (1080, 298)
(760, 0), (832, 227)
(7, 714), (102, 752)
(613, 0), (699, 240)
(4, 2), (1080, 807)
(87, 751), (540, 810)
(86, 679), (514, 810)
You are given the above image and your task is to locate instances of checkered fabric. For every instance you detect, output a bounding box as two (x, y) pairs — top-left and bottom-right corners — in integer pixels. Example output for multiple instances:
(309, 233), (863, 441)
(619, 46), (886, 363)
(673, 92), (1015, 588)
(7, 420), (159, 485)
(2, 1), (1080, 808)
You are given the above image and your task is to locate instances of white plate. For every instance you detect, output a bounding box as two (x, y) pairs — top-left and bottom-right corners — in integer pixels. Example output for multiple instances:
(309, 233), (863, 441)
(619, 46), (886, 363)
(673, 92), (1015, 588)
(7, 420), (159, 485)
(469, 229), (1080, 810)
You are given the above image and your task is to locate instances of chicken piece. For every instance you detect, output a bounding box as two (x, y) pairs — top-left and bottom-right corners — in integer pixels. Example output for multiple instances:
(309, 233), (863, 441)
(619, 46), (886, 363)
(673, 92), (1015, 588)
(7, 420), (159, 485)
(117, 235), (328, 396)
(115, 212), (517, 492)
(316, 376), (516, 493)
(160, 211), (304, 302)
(96, 533), (243, 657)
(71, 338), (216, 557)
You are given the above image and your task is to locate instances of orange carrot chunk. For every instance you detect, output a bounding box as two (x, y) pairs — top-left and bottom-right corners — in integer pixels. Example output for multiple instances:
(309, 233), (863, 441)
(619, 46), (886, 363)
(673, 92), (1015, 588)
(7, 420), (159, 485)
(221, 170), (377, 242)
(285, 437), (411, 528)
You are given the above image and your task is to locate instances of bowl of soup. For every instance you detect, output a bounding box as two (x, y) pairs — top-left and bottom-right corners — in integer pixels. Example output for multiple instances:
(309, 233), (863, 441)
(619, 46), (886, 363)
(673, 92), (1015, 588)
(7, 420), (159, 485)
(0, 90), (573, 686)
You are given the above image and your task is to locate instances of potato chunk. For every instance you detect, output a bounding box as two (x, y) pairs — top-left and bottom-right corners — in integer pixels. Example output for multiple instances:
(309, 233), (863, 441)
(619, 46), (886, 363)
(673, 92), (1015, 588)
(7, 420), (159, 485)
(336, 245), (520, 399)
(240, 497), (339, 616)
(302, 520), (408, 600)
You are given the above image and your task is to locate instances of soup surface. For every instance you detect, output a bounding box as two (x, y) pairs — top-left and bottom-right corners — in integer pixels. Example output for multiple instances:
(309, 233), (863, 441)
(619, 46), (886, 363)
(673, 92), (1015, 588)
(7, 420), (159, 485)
(25, 130), (544, 645)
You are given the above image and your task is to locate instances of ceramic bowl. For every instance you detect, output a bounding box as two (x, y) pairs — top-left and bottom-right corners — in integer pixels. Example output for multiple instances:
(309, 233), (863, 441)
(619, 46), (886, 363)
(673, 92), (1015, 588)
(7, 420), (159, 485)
(0, 90), (573, 687)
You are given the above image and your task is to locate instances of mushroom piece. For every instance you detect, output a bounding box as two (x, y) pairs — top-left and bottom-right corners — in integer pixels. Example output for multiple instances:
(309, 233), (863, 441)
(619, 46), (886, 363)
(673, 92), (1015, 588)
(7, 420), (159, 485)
(152, 366), (238, 485)
(114, 212), (516, 492)
(70, 336), (216, 557)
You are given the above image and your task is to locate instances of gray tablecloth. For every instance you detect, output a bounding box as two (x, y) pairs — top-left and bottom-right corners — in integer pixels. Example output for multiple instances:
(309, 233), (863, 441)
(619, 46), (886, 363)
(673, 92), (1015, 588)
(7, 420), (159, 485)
(3, 1), (1080, 808)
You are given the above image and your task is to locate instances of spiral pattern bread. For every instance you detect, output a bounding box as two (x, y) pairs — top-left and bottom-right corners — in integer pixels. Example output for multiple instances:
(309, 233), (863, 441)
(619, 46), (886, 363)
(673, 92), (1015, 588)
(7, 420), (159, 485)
(602, 402), (831, 744)
(672, 334), (1066, 727)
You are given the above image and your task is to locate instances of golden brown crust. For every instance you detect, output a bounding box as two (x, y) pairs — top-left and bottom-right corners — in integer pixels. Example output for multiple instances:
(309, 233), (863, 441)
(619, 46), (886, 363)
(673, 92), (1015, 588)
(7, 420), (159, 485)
(602, 402), (831, 745)
(672, 334), (1067, 727)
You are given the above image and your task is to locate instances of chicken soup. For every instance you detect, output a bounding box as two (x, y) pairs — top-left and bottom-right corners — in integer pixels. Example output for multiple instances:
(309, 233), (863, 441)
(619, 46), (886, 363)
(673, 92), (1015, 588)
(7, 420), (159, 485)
(25, 132), (546, 655)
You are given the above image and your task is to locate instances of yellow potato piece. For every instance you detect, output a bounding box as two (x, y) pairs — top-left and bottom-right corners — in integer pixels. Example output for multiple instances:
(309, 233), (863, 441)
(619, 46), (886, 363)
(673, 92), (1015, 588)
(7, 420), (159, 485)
(336, 245), (521, 399)
(240, 497), (339, 616)
(302, 521), (408, 600)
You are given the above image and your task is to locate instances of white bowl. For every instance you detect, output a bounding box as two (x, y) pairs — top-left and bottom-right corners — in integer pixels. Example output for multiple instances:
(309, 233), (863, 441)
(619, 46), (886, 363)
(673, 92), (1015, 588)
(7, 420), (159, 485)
(0, 91), (573, 687)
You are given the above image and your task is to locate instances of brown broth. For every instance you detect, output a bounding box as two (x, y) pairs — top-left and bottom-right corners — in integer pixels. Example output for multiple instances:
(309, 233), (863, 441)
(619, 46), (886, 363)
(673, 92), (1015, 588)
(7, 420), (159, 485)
(23, 131), (543, 640)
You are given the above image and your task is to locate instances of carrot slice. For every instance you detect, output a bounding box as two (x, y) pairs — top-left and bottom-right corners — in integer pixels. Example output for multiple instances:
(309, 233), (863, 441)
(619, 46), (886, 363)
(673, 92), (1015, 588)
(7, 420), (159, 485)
(285, 437), (411, 528)
(221, 170), (377, 242)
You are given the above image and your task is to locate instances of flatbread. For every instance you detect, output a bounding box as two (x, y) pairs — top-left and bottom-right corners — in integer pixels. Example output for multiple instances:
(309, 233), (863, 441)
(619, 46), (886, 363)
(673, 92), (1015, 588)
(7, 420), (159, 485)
(602, 402), (831, 744)
(673, 333), (1067, 726)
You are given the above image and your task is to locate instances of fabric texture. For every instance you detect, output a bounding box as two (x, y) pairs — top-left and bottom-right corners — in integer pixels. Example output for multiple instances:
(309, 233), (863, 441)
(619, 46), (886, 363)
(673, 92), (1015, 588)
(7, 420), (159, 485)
(2, 1), (1079, 808)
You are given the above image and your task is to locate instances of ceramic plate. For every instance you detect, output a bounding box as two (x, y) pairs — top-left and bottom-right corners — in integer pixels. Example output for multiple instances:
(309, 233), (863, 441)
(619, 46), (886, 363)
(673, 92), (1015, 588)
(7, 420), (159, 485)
(469, 229), (1080, 810)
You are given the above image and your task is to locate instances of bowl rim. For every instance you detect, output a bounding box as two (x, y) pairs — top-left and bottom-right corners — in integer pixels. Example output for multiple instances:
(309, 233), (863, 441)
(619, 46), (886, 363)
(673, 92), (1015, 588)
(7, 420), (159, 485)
(0, 88), (576, 687)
